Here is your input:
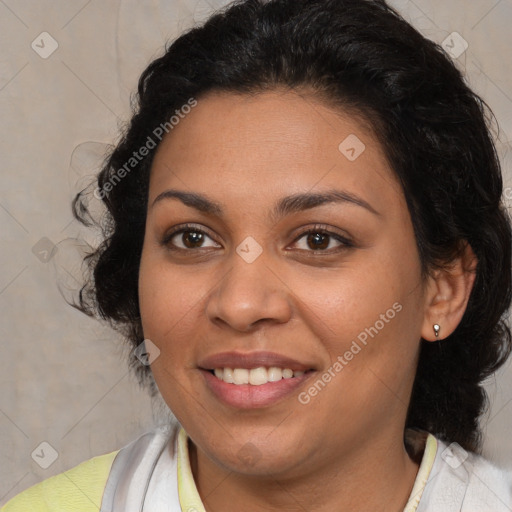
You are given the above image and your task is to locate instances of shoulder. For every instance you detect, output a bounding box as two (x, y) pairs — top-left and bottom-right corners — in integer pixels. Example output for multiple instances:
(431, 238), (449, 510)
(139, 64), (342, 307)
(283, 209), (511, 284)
(1, 449), (119, 512)
(420, 436), (512, 511)
(464, 450), (512, 508)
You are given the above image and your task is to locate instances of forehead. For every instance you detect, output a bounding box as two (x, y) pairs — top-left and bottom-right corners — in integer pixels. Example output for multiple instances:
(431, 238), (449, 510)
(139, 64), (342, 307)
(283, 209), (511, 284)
(149, 89), (404, 216)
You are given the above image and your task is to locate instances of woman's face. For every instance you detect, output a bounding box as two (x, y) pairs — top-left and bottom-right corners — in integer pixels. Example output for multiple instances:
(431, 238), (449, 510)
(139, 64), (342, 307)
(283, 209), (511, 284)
(139, 89), (428, 477)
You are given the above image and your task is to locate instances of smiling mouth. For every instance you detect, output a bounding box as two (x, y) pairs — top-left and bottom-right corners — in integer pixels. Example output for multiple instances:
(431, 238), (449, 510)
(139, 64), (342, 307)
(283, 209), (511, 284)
(207, 367), (315, 385)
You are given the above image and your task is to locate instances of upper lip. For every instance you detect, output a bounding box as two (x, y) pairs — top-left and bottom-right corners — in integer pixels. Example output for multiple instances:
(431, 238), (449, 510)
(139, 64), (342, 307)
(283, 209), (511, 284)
(198, 351), (316, 371)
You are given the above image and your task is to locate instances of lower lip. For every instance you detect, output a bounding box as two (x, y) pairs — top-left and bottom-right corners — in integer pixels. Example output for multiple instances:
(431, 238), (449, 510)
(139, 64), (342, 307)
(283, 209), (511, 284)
(200, 369), (314, 409)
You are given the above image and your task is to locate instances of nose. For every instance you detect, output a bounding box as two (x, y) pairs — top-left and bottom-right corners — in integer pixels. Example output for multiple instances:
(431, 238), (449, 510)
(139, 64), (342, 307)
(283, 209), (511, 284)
(205, 246), (292, 332)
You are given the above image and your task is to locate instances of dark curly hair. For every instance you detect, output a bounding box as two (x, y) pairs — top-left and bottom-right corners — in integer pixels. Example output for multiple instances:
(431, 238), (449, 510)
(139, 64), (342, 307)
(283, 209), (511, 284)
(72, 0), (512, 453)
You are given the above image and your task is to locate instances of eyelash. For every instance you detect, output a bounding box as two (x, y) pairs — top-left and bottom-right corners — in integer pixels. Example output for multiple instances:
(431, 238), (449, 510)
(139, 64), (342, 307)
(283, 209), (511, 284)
(161, 223), (353, 254)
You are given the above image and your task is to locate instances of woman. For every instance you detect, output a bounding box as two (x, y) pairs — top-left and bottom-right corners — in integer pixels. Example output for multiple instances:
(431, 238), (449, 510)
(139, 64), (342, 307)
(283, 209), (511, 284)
(3, 0), (512, 510)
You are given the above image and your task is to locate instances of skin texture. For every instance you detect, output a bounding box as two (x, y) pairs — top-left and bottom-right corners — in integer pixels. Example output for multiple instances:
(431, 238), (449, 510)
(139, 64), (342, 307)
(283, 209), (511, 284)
(138, 88), (477, 511)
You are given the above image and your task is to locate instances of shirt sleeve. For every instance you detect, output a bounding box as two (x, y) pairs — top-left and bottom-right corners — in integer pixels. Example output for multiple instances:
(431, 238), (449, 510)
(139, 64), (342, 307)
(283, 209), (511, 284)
(1, 450), (119, 512)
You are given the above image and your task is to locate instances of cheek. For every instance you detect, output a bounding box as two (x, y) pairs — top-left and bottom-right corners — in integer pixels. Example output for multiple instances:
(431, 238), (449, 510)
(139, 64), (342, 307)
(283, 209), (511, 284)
(138, 253), (202, 412)
(294, 258), (402, 338)
(138, 251), (213, 377)
(139, 249), (193, 327)
(293, 275), (419, 428)
(295, 245), (421, 383)
(139, 253), (182, 349)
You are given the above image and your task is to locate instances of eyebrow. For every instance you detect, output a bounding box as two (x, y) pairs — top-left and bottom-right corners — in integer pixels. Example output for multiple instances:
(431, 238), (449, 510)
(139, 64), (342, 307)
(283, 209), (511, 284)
(151, 188), (381, 221)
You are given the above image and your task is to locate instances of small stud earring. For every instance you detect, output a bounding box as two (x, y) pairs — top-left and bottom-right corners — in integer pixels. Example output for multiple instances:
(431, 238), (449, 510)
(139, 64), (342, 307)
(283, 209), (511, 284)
(433, 324), (440, 338)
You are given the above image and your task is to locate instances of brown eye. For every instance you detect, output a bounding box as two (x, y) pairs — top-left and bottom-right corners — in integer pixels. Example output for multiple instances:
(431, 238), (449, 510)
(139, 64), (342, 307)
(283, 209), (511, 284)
(162, 224), (221, 251)
(181, 230), (205, 248)
(292, 226), (353, 253)
(306, 232), (330, 250)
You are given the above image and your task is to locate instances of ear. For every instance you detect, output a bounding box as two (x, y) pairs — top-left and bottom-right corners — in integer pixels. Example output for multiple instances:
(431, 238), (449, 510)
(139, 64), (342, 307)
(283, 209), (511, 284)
(421, 241), (478, 341)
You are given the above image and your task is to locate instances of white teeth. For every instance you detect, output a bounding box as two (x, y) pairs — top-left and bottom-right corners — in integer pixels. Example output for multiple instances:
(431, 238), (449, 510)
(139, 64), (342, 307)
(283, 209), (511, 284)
(212, 366), (307, 385)
(282, 368), (293, 379)
(233, 368), (249, 385)
(267, 367), (283, 382)
(223, 367), (234, 383)
(249, 367), (268, 385)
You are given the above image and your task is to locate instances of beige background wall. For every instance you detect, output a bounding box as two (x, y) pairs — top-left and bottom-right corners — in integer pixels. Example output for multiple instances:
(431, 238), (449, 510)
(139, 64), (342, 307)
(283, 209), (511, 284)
(1, 0), (511, 505)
